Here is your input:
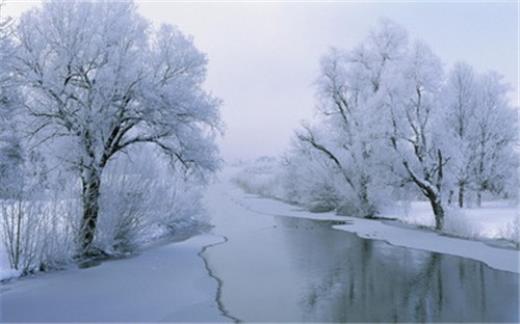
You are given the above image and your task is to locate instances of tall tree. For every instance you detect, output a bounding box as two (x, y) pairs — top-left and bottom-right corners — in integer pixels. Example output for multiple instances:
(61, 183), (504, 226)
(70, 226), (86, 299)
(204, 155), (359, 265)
(15, 1), (221, 257)
(297, 19), (408, 217)
(384, 41), (448, 230)
(443, 63), (478, 207)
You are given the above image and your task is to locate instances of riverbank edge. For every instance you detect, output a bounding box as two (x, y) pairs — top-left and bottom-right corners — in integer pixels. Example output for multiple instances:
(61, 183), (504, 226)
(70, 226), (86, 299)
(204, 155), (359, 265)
(227, 186), (519, 274)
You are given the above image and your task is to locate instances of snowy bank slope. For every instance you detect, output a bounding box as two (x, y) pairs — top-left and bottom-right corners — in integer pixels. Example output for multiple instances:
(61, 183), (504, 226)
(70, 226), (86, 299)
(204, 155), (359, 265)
(0, 234), (228, 322)
(224, 171), (519, 274)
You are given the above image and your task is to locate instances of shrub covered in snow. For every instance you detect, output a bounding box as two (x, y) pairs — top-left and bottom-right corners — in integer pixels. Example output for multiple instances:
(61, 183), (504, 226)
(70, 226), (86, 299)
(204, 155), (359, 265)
(232, 157), (285, 199)
(0, 157), (211, 279)
(95, 153), (210, 254)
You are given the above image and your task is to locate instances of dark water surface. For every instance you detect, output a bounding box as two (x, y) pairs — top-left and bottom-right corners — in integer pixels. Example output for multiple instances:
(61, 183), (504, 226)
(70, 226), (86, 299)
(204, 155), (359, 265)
(205, 215), (519, 322)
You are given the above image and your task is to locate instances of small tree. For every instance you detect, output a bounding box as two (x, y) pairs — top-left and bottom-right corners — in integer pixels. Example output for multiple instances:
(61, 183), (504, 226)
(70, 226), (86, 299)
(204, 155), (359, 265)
(470, 73), (518, 205)
(15, 1), (221, 257)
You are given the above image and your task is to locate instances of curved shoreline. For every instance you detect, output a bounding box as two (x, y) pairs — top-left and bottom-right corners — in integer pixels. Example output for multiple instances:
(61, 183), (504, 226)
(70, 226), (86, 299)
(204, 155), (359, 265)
(227, 186), (519, 274)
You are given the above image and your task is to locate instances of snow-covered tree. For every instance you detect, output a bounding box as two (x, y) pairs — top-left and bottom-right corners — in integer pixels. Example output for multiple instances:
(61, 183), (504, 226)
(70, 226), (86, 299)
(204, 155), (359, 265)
(442, 63), (478, 207)
(470, 72), (518, 205)
(383, 41), (448, 230)
(0, 0), (23, 198)
(442, 64), (518, 207)
(277, 19), (518, 230)
(15, 1), (221, 257)
(294, 19), (408, 217)
(0, 5), (55, 272)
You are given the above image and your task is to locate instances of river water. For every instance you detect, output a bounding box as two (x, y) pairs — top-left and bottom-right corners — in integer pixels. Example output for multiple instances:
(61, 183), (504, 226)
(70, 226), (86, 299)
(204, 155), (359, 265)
(204, 192), (519, 322)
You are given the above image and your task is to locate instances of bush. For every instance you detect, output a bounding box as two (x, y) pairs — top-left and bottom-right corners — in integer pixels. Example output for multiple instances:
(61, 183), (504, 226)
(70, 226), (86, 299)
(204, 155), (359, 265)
(0, 194), (79, 275)
(94, 153), (209, 255)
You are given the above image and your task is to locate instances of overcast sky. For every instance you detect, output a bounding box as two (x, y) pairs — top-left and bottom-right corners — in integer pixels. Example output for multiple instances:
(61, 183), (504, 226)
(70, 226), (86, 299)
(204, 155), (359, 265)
(4, 1), (518, 162)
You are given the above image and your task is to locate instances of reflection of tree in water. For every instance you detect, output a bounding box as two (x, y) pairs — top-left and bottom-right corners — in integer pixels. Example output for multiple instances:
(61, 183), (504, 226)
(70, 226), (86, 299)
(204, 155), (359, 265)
(403, 253), (442, 322)
(276, 217), (519, 322)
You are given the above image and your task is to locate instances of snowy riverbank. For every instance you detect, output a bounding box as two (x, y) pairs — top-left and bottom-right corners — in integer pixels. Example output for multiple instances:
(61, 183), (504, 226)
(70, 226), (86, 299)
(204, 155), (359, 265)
(225, 174), (519, 273)
(1, 234), (228, 322)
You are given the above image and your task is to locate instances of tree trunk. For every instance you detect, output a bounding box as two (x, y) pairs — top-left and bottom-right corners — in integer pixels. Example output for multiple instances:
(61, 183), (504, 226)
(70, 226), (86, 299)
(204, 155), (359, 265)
(458, 182), (465, 208)
(79, 170), (101, 257)
(428, 194), (445, 230)
(359, 175), (375, 218)
(447, 190), (454, 205)
(476, 190), (482, 207)
(14, 200), (22, 270)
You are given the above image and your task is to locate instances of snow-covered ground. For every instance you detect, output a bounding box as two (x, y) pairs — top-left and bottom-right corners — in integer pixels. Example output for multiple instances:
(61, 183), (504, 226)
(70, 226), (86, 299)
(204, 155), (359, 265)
(223, 167), (519, 273)
(381, 200), (519, 243)
(1, 234), (228, 322)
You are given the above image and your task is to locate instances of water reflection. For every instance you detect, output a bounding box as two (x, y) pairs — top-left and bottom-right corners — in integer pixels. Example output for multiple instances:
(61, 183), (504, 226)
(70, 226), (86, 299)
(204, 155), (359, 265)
(206, 216), (519, 322)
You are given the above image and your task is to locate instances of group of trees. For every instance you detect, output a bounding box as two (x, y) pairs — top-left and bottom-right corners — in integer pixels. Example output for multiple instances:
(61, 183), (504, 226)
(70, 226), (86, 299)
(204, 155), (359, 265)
(0, 1), (220, 274)
(279, 20), (517, 230)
